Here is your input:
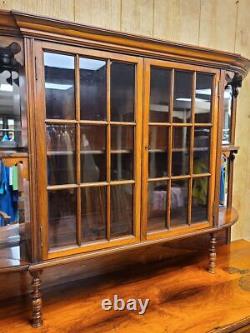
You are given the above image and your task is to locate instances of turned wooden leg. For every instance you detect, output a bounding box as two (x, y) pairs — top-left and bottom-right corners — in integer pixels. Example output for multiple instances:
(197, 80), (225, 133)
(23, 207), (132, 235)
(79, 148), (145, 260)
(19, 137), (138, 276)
(208, 233), (216, 274)
(31, 271), (43, 328)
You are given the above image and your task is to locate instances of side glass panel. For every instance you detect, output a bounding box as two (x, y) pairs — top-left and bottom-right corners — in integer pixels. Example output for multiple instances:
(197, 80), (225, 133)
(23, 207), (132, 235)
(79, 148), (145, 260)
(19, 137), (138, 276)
(195, 73), (213, 123)
(222, 85), (233, 144)
(111, 62), (135, 122)
(173, 71), (192, 123)
(0, 37), (31, 266)
(0, 70), (22, 147)
(150, 67), (171, 122)
(44, 53), (75, 120)
(80, 57), (107, 120)
(219, 156), (229, 207)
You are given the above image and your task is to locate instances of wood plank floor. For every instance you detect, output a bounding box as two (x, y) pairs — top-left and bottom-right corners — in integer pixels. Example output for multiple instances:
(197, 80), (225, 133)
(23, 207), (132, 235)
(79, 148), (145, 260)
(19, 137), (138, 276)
(0, 240), (250, 333)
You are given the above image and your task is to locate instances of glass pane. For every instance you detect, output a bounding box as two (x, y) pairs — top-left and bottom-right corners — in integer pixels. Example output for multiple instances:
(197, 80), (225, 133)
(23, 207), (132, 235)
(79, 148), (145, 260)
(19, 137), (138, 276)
(195, 73), (213, 123)
(111, 184), (133, 237)
(148, 126), (169, 178)
(148, 181), (167, 231)
(192, 177), (209, 223)
(150, 67), (171, 122)
(0, 160), (31, 264)
(222, 85), (233, 144)
(173, 71), (193, 123)
(219, 156), (229, 207)
(48, 189), (76, 248)
(47, 125), (76, 185)
(81, 125), (106, 182)
(0, 70), (22, 147)
(111, 62), (135, 122)
(81, 186), (106, 242)
(170, 180), (189, 227)
(172, 127), (190, 176)
(111, 126), (133, 180)
(80, 57), (106, 120)
(44, 52), (75, 120)
(193, 127), (211, 174)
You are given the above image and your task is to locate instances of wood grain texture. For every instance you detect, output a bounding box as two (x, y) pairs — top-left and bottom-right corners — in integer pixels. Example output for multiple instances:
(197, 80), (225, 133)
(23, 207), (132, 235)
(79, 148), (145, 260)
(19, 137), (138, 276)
(199, 0), (238, 52)
(74, 0), (121, 30)
(0, 0), (75, 21)
(154, 0), (200, 44)
(0, 239), (249, 332)
(121, 0), (154, 36)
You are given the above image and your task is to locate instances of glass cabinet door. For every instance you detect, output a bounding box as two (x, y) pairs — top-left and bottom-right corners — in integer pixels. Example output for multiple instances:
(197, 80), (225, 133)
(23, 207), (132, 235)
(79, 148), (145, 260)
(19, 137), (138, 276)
(142, 59), (219, 239)
(34, 42), (142, 259)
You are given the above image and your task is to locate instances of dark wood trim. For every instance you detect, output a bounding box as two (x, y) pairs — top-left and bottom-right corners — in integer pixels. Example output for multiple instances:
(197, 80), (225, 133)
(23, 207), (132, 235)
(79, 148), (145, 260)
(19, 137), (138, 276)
(208, 316), (250, 333)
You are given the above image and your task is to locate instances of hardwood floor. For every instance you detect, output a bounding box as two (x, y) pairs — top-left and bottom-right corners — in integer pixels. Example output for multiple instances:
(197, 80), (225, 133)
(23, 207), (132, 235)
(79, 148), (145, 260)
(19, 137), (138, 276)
(0, 240), (250, 333)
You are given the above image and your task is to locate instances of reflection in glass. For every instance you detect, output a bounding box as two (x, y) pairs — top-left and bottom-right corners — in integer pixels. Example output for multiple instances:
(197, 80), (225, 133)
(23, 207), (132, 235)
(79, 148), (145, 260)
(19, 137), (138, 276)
(80, 57), (106, 120)
(173, 71), (193, 123)
(47, 125), (76, 185)
(111, 126), (133, 180)
(148, 126), (168, 178)
(172, 127), (190, 176)
(219, 156), (229, 207)
(222, 85), (233, 144)
(0, 70), (22, 147)
(48, 189), (76, 248)
(111, 62), (135, 122)
(195, 73), (213, 123)
(44, 52), (75, 119)
(150, 67), (171, 122)
(170, 180), (189, 227)
(148, 181), (167, 231)
(81, 186), (106, 242)
(193, 127), (210, 174)
(0, 160), (31, 263)
(192, 177), (209, 223)
(111, 184), (133, 237)
(81, 125), (106, 182)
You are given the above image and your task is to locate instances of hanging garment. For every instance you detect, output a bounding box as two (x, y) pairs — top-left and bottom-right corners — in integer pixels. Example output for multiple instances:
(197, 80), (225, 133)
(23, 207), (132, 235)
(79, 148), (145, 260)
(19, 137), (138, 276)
(63, 130), (75, 184)
(0, 162), (18, 225)
(193, 160), (209, 205)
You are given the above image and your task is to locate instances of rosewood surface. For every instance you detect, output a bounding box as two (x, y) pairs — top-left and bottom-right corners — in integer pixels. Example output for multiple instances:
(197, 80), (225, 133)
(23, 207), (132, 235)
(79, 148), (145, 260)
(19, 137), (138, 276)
(0, 239), (249, 333)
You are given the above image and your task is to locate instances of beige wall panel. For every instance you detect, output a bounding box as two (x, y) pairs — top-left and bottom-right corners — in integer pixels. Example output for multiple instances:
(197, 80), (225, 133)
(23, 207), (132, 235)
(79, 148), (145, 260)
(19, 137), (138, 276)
(0, 0), (75, 21)
(74, 0), (121, 30)
(199, 0), (237, 52)
(235, 0), (250, 59)
(153, 0), (200, 45)
(121, 0), (154, 36)
(232, 74), (250, 241)
(232, 0), (250, 241)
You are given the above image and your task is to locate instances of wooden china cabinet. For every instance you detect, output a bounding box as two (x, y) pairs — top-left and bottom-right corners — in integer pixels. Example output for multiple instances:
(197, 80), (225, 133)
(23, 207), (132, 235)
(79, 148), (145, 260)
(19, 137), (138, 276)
(0, 10), (249, 327)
